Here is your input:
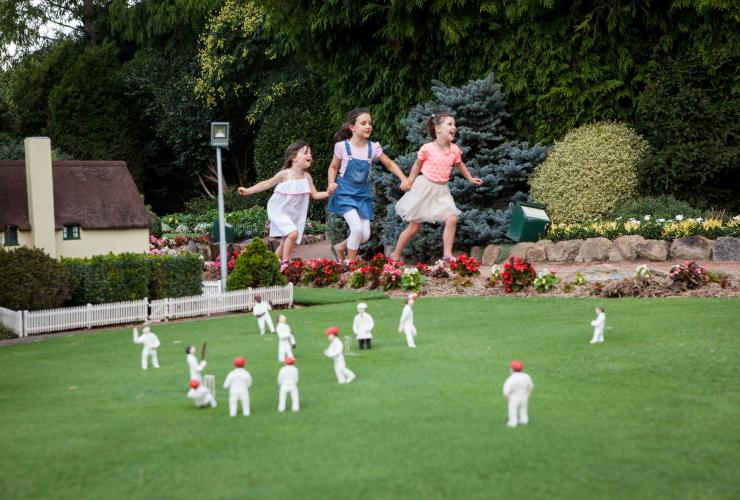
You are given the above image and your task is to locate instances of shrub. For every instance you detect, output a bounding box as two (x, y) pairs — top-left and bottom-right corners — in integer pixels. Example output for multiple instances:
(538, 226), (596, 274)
(529, 122), (649, 223)
(0, 247), (73, 311)
(146, 254), (203, 299)
(148, 207), (163, 238)
(227, 238), (285, 290)
(378, 261), (404, 291)
(501, 257), (536, 293)
(449, 255), (481, 278)
(609, 195), (702, 221)
(533, 269), (560, 293)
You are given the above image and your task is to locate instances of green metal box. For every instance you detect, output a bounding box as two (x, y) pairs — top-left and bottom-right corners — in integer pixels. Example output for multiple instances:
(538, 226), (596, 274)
(506, 201), (550, 242)
(211, 218), (234, 243)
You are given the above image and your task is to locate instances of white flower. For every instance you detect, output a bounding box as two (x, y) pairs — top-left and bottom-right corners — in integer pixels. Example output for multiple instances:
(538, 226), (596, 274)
(696, 217), (703, 222)
(733, 215), (740, 221)
(675, 215), (684, 221)
(643, 215), (651, 221)
(657, 218), (665, 223)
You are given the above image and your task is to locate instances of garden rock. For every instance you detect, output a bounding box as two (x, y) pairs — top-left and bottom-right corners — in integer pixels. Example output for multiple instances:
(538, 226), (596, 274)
(608, 246), (624, 262)
(611, 235), (645, 261)
(547, 240), (582, 262)
(670, 236), (713, 260)
(469, 246), (484, 261)
(510, 243), (534, 260)
(575, 237), (613, 262)
(580, 264), (632, 282)
(637, 240), (670, 261)
(712, 237), (740, 261)
(481, 245), (500, 266)
(527, 240), (551, 262)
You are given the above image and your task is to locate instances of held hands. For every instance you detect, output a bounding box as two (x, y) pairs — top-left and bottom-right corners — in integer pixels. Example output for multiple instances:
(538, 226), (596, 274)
(327, 183), (337, 196)
(237, 187), (250, 196)
(400, 178), (413, 191)
(469, 177), (483, 187)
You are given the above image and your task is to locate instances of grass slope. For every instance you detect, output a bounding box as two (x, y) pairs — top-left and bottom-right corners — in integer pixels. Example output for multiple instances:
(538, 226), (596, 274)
(1, 297), (738, 499)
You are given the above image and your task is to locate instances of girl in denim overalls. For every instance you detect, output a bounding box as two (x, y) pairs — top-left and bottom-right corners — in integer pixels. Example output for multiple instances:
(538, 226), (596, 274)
(327, 108), (409, 261)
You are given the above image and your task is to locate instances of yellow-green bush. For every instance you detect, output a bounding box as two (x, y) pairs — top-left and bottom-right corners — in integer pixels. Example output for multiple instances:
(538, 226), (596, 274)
(529, 122), (649, 223)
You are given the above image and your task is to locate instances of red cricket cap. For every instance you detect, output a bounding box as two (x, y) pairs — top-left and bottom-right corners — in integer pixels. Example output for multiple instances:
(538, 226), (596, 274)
(325, 326), (340, 336)
(234, 356), (246, 368)
(510, 360), (524, 372)
(285, 356), (295, 365)
(189, 380), (200, 389)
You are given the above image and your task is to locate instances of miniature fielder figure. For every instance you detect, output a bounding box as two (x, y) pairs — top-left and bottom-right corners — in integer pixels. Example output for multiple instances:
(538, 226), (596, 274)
(352, 302), (374, 350)
(590, 306), (606, 344)
(253, 294), (275, 335)
(276, 314), (297, 362)
(324, 326), (356, 384)
(503, 360), (534, 428)
(187, 379), (217, 408)
(277, 356), (300, 412)
(132, 325), (160, 369)
(224, 356), (252, 417)
(186, 345), (207, 383)
(398, 293), (418, 348)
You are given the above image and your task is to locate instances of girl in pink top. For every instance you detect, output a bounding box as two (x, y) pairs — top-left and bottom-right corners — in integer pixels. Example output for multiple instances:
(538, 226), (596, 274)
(391, 113), (482, 262)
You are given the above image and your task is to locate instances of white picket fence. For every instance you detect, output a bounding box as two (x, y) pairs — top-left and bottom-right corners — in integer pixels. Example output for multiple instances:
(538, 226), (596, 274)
(1, 283), (293, 338)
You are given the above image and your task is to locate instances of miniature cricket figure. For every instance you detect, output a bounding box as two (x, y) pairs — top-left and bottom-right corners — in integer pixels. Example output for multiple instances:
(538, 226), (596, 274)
(276, 314), (297, 362)
(398, 293), (418, 348)
(223, 356), (252, 417)
(590, 306), (606, 344)
(352, 302), (374, 350)
(253, 293), (275, 335)
(503, 360), (534, 428)
(324, 326), (356, 384)
(132, 325), (160, 369)
(186, 344), (207, 383)
(187, 379), (217, 408)
(277, 356), (300, 412)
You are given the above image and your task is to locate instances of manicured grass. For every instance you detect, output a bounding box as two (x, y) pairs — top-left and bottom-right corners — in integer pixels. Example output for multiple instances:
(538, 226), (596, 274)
(293, 286), (388, 305)
(1, 297), (738, 499)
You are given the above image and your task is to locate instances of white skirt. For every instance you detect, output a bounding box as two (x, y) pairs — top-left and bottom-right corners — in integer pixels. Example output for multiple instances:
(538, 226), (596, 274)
(394, 175), (461, 223)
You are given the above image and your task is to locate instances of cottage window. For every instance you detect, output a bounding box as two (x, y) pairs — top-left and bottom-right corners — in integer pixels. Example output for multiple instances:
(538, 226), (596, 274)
(3, 226), (18, 246)
(63, 225), (81, 240)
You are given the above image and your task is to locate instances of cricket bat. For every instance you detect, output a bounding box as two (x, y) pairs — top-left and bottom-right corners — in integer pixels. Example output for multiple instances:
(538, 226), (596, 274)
(200, 341), (207, 361)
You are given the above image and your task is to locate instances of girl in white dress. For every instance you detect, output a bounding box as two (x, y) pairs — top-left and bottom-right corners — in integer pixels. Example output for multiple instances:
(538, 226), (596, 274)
(238, 141), (334, 263)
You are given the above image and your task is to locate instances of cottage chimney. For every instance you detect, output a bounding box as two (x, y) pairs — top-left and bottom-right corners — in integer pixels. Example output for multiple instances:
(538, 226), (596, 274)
(24, 137), (57, 258)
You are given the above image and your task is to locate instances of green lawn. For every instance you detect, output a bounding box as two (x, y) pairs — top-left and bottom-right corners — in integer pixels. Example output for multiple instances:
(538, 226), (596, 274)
(1, 297), (738, 499)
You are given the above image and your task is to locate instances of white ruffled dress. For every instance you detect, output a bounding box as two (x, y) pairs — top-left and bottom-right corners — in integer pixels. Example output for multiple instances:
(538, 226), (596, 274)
(266, 174), (311, 244)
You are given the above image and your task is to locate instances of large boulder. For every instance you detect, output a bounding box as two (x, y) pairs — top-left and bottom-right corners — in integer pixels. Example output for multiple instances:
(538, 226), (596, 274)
(527, 240), (551, 262)
(547, 240), (582, 262)
(670, 236), (713, 260)
(469, 246), (484, 261)
(636, 240), (670, 261)
(509, 243), (534, 260)
(611, 235), (646, 261)
(481, 245), (501, 266)
(575, 237), (613, 263)
(712, 237), (740, 261)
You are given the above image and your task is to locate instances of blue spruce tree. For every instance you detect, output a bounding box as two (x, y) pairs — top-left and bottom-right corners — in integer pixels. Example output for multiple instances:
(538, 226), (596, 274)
(370, 74), (549, 262)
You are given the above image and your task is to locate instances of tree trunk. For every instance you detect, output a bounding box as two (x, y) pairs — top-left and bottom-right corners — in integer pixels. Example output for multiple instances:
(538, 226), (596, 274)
(83, 0), (96, 46)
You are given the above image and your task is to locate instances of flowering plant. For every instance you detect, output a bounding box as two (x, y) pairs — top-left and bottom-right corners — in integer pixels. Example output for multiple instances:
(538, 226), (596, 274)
(669, 261), (709, 291)
(486, 264), (503, 287)
(449, 254), (481, 278)
(348, 268), (368, 288)
(281, 258), (305, 284)
(379, 262), (404, 290)
(302, 258), (341, 287)
(634, 264), (651, 279)
(501, 257), (536, 293)
(400, 267), (426, 292)
(574, 272), (587, 286)
(428, 260), (451, 279)
(415, 262), (430, 276)
(533, 268), (560, 292)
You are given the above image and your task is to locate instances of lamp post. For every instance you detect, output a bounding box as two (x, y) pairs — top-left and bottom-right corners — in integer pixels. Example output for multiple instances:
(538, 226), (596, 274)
(210, 122), (230, 292)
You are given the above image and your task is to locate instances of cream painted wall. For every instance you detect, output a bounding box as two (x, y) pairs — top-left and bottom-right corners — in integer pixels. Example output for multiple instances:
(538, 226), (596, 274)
(25, 138), (57, 257)
(1, 230), (33, 249)
(55, 228), (149, 258)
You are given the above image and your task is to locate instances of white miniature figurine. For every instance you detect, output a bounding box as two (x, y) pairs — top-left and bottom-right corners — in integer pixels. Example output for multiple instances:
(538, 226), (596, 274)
(276, 314), (297, 362)
(186, 345), (207, 383)
(187, 379), (217, 408)
(223, 356), (252, 417)
(324, 326), (356, 384)
(590, 306), (606, 344)
(277, 356), (300, 412)
(132, 325), (160, 369)
(352, 302), (375, 350)
(398, 293), (418, 348)
(253, 293), (275, 335)
(503, 360), (534, 428)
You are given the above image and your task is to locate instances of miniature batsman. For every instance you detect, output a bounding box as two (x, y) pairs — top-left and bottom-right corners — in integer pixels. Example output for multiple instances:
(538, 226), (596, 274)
(590, 306), (606, 344)
(324, 326), (356, 384)
(223, 356), (252, 417)
(187, 379), (217, 408)
(502, 360), (534, 428)
(186, 345), (207, 383)
(276, 314), (297, 362)
(398, 293), (418, 348)
(277, 356), (300, 412)
(253, 293), (275, 335)
(132, 325), (160, 369)
(352, 302), (374, 349)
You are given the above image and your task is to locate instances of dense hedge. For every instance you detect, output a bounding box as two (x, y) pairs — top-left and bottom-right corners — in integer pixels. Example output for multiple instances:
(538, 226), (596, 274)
(63, 253), (202, 305)
(0, 247), (73, 311)
(227, 238), (285, 290)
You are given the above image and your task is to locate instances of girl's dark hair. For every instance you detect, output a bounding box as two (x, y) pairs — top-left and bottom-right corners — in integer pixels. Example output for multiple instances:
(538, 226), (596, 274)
(282, 140), (311, 169)
(426, 112), (455, 139)
(335, 107), (371, 142)
(185, 345), (193, 354)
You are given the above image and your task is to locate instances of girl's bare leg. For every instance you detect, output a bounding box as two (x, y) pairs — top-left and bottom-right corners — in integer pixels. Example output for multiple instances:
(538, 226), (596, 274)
(391, 221), (421, 261)
(333, 239), (347, 261)
(442, 215), (458, 259)
(281, 231), (299, 262)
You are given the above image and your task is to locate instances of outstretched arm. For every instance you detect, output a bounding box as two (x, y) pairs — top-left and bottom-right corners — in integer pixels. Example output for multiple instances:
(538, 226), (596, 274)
(378, 153), (409, 189)
(238, 170), (286, 196)
(454, 161), (482, 186)
(306, 173), (333, 200)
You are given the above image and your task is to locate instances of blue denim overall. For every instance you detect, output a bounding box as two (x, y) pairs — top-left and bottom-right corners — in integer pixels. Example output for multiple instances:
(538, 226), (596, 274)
(328, 140), (374, 220)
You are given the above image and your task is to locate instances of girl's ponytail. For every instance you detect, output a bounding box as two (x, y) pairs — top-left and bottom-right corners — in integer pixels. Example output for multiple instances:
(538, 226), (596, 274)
(335, 107), (371, 142)
(427, 112), (454, 140)
(334, 123), (352, 142)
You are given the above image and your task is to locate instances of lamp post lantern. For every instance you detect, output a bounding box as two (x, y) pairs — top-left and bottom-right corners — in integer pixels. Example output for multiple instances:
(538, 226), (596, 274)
(210, 122), (230, 292)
